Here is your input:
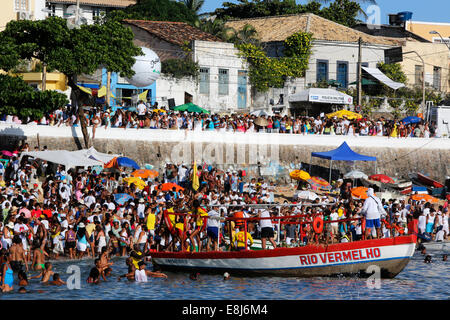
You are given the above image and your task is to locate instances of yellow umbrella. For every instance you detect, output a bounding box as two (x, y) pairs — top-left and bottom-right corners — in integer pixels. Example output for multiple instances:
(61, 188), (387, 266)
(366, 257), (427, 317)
(152, 109), (166, 113)
(123, 177), (146, 190)
(289, 170), (311, 181)
(326, 109), (362, 120)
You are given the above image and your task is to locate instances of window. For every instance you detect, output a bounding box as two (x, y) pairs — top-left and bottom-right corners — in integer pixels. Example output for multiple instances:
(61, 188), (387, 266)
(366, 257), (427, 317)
(199, 68), (210, 94)
(336, 61), (348, 88)
(14, 0), (28, 11)
(316, 60), (328, 83)
(46, 4), (56, 17)
(92, 7), (101, 20)
(415, 65), (423, 86)
(361, 62), (369, 68)
(433, 66), (441, 91)
(218, 69), (229, 95)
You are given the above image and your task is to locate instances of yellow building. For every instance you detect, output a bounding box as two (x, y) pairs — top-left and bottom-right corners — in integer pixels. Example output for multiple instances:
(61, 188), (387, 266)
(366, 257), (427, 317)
(18, 72), (68, 91)
(405, 21), (450, 94)
(406, 21), (450, 44)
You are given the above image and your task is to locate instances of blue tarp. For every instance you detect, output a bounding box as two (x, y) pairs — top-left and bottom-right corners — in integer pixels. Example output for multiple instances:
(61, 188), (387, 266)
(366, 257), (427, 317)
(117, 157), (140, 170)
(401, 116), (422, 125)
(114, 193), (134, 205)
(311, 142), (377, 161)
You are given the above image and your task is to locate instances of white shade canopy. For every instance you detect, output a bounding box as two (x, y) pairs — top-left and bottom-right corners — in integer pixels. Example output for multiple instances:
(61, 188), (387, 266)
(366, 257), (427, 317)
(20, 150), (104, 169)
(362, 67), (406, 90)
(71, 147), (120, 164)
(288, 88), (353, 105)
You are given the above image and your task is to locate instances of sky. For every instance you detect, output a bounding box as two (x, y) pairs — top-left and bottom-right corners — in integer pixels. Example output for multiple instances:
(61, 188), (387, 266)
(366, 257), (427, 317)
(200, 0), (450, 25)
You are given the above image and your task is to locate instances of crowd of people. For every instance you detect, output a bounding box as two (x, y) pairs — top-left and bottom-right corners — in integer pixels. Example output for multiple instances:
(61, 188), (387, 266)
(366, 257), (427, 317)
(0, 101), (443, 138)
(0, 143), (448, 292)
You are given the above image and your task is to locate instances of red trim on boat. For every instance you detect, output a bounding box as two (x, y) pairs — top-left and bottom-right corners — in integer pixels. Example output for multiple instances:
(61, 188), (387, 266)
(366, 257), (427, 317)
(150, 235), (416, 260)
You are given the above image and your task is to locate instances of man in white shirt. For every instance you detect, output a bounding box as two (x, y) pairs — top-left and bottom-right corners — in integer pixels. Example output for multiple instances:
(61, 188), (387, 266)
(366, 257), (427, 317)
(329, 209), (340, 240)
(206, 207), (220, 251)
(361, 188), (385, 239)
(137, 100), (147, 120)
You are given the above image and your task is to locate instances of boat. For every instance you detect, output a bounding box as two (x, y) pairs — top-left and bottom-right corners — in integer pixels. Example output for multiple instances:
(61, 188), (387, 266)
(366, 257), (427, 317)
(361, 178), (412, 195)
(416, 172), (445, 188)
(150, 208), (417, 279)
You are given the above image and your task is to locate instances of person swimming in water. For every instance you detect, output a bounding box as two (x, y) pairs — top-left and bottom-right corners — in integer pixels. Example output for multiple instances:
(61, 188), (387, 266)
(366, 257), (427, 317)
(30, 262), (54, 283)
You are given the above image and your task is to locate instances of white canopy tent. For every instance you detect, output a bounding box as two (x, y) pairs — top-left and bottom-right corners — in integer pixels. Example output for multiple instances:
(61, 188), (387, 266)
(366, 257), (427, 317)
(71, 147), (120, 164)
(362, 67), (406, 90)
(20, 150), (104, 169)
(288, 88), (354, 105)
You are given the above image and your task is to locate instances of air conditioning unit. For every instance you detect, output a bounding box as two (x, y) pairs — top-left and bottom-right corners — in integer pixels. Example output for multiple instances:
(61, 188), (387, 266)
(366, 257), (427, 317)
(161, 96), (167, 101)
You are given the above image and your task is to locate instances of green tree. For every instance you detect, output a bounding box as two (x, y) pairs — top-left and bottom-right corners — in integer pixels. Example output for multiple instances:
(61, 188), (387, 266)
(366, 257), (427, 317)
(0, 17), (142, 148)
(106, 0), (198, 23)
(214, 0), (360, 27)
(0, 74), (68, 121)
(194, 18), (236, 41)
(181, 0), (205, 14)
(229, 24), (261, 46)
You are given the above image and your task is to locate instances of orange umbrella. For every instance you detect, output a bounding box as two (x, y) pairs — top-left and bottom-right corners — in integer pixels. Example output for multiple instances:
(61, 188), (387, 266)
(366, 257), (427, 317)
(131, 169), (159, 179)
(157, 182), (184, 192)
(410, 194), (439, 203)
(351, 186), (370, 199)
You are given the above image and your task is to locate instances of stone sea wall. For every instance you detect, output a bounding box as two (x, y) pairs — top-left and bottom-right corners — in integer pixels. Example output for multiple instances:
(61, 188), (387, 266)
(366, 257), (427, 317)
(0, 123), (449, 182)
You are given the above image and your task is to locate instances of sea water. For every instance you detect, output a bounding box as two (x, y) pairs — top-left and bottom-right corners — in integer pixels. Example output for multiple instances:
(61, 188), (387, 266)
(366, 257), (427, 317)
(1, 251), (448, 300)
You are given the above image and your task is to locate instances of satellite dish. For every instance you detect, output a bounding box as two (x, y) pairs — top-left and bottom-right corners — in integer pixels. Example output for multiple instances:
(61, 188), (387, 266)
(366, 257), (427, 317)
(125, 47), (161, 88)
(65, 5), (86, 29)
(67, 16), (87, 30)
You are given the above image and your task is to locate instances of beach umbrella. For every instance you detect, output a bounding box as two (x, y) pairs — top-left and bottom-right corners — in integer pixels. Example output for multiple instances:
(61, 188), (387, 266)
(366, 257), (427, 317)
(174, 102), (210, 114)
(369, 174), (395, 184)
(351, 186), (369, 199)
(295, 190), (319, 201)
(157, 182), (184, 192)
(307, 176), (332, 191)
(105, 157), (140, 170)
(114, 193), (134, 205)
(123, 176), (146, 190)
(144, 163), (154, 170)
(131, 169), (159, 179)
(289, 170), (311, 181)
(344, 170), (368, 180)
(254, 117), (269, 127)
(411, 194), (439, 203)
(401, 116), (421, 125)
(326, 109), (362, 120)
(152, 109), (166, 113)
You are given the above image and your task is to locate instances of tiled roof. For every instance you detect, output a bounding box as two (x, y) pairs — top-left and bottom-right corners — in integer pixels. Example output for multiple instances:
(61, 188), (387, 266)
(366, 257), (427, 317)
(49, 0), (136, 8)
(123, 20), (222, 46)
(225, 13), (403, 46)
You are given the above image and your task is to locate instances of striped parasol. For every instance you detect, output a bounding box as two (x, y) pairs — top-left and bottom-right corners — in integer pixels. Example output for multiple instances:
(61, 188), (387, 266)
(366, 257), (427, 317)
(307, 176), (332, 191)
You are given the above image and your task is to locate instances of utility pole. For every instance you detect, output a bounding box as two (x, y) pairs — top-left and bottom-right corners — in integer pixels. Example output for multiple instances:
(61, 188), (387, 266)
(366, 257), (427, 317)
(42, 63), (47, 91)
(357, 37), (363, 107)
(106, 71), (111, 106)
(403, 51), (425, 110)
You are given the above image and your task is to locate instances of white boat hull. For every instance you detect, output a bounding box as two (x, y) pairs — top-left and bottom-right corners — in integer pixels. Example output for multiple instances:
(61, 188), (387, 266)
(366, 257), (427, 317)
(151, 236), (416, 278)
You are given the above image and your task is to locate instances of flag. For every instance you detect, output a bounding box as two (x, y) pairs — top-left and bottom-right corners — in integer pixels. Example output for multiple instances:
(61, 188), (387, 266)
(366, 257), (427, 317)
(138, 90), (148, 101)
(97, 86), (107, 97)
(192, 161), (199, 191)
(77, 85), (92, 95)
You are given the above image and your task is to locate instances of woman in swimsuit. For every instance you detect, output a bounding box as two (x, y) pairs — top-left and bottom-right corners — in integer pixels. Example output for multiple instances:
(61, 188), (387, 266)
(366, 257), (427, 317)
(1, 253), (14, 292)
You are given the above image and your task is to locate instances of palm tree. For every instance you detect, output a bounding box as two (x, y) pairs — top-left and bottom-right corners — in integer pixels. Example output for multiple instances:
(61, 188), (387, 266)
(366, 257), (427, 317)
(230, 24), (261, 46)
(181, 0), (205, 14)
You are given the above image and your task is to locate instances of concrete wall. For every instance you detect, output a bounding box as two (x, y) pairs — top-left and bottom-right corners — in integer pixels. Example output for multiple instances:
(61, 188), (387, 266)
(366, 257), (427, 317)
(1, 123), (449, 182)
(155, 76), (197, 108)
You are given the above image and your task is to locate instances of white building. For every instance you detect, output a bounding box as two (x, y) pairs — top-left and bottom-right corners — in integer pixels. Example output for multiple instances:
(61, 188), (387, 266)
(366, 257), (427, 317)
(226, 13), (403, 113)
(44, 0), (136, 24)
(123, 20), (252, 112)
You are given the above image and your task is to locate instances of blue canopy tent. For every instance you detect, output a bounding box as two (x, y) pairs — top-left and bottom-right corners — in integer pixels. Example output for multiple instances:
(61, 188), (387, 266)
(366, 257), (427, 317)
(310, 142), (377, 183)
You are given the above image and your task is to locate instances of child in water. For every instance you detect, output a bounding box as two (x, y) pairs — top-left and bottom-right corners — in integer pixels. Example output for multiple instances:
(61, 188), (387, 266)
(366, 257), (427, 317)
(30, 262), (54, 283)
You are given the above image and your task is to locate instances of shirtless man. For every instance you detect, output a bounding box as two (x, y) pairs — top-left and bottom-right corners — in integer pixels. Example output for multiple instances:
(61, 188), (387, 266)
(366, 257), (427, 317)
(30, 262), (54, 283)
(9, 235), (28, 272)
(98, 247), (114, 274)
(49, 273), (66, 286)
(117, 257), (136, 281)
(30, 239), (48, 271)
